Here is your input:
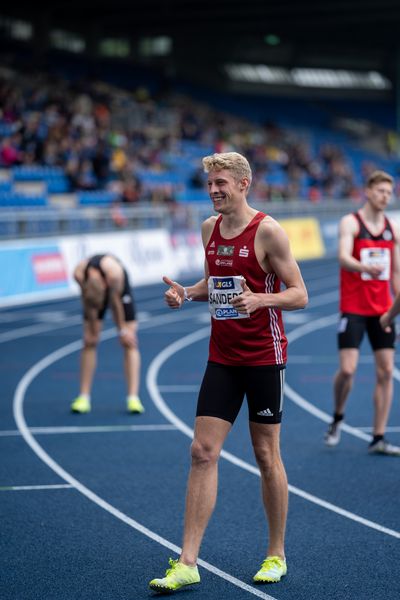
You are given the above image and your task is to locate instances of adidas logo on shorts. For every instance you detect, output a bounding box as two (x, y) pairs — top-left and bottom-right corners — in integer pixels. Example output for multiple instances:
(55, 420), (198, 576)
(257, 408), (274, 417)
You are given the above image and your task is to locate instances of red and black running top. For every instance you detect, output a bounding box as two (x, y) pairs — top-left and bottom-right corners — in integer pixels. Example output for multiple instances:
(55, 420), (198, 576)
(340, 212), (395, 316)
(206, 211), (287, 366)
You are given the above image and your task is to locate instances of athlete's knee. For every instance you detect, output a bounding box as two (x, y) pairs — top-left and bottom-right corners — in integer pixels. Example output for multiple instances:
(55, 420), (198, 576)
(376, 363), (393, 383)
(252, 444), (280, 477)
(337, 364), (356, 380)
(83, 333), (99, 348)
(190, 439), (220, 467)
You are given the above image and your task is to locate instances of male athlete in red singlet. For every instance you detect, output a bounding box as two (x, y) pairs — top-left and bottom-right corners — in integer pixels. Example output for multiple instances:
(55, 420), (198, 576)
(149, 152), (308, 594)
(324, 170), (400, 455)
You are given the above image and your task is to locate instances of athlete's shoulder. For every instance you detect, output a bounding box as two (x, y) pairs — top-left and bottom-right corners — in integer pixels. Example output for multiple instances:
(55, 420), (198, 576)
(340, 212), (359, 234)
(201, 215), (218, 241)
(257, 214), (287, 238)
(201, 215), (218, 235)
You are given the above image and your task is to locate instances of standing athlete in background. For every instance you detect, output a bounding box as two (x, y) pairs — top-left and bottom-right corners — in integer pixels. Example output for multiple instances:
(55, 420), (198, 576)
(71, 254), (144, 415)
(325, 170), (400, 455)
(149, 152), (308, 593)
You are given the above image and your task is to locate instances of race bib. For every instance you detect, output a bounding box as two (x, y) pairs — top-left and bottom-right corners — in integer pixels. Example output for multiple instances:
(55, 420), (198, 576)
(360, 247), (390, 280)
(208, 275), (249, 320)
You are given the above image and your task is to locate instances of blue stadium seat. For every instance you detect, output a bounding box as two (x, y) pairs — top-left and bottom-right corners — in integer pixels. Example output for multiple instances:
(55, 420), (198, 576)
(0, 192), (47, 207)
(47, 177), (70, 194)
(0, 181), (12, 192)
(77, 191), (118, 205)
(12, 166), (65, 182)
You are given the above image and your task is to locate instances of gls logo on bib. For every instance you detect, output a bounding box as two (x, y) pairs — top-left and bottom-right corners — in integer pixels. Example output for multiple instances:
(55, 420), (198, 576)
(213, 277), (235, 290)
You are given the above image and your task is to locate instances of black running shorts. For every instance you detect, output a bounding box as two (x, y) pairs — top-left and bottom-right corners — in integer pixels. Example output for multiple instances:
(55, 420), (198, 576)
(196, 361), (286, 424)
(84, 270), (136, 322)
(337, 313), (395, 351)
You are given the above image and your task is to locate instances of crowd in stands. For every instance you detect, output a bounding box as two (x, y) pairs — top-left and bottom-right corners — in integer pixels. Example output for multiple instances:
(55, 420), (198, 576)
(0, 67), (399, 206)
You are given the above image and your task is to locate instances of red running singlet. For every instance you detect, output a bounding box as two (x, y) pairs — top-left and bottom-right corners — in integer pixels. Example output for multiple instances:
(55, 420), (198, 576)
(340, 212), (395, 316)
(206, 211), (287, 366)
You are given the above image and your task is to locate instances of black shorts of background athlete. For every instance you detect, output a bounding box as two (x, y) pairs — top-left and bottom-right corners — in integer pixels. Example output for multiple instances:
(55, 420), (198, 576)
(338, 313), (395, 351)
(84, 271), (136, 322)
(196, 361), (286, 424)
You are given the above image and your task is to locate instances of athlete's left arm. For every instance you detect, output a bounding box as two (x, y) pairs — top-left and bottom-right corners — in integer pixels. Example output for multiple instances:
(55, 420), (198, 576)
(232, 219), (308, 314)
(389, 218), (400, 296)
(102, 258), (127, 332)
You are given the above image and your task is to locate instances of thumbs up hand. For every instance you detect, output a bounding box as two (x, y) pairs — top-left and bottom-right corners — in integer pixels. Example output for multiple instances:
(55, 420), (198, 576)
(163, 276), (185, 309)
(231, 278), (260, 315)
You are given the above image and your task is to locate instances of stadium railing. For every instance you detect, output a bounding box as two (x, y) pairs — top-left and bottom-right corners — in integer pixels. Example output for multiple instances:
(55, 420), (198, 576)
(1, 199), (398, 241)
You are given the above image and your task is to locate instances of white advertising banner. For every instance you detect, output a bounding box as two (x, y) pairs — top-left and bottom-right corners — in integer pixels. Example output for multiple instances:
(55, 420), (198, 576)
(0, 229), (183, 306)
(59, 229), (179, 292)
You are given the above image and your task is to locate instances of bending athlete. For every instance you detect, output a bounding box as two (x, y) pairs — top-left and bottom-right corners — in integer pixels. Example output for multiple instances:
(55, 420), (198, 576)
(71, 254), (144, 415)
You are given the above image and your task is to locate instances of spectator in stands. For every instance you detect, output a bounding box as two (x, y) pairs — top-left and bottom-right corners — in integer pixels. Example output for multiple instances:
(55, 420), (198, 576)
(70, 254), (144, 415)
(120, 174), (142, 204)
(1, 67), (397, 203)
(0, 136), (22, 167)
(74, 159), (98, 191)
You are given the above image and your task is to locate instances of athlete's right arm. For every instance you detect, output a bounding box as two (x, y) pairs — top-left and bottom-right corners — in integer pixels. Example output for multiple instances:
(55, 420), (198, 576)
(162, 218), (215, 308)
(380, 294), (400, 330)
(338, 215), (383, 277)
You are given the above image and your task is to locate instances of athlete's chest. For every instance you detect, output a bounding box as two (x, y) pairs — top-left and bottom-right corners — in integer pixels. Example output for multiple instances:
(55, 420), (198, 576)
(206, 238), (255, 270)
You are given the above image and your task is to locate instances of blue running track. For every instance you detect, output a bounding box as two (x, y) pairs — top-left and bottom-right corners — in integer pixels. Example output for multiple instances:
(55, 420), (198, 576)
(1, 256), (399, 600)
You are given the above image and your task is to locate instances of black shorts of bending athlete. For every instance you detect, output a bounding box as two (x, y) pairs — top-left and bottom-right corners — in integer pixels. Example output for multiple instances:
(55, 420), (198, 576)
(84, 271), (136, 322)
(196, 361), (286, 425)
(338, 313), (395, 351)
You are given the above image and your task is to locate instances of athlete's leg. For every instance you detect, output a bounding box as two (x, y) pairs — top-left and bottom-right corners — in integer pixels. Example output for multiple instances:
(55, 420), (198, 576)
(250, 422), (287, 558)
(333, 348), (359, 415)
(180, 416), (231, 566)
(120, 321), (141, 396)
(372, 348), (394, 436)
(79, 319), (102, 394)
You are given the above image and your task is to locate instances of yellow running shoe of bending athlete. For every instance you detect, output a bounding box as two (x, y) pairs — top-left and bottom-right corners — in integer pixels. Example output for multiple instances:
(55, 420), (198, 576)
(127, 395), (145, 414)
(253, 556), (287, 583)
(149, 558), (200, 593)
(70, 395), (91, 414)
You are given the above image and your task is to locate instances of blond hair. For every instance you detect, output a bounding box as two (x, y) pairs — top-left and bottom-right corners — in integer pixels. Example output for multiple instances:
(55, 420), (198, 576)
(367, 170), (394, 187)
(202, 152), (252, 186)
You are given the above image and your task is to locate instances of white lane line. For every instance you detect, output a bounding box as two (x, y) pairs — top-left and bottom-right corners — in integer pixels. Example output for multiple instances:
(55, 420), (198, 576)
(305, 277), (339, 292)
(285, 314), (372, 442)
(146, 327), (400, 539)
(0, 304), (204, 345)
(0, 317), (82, 343)
(0, 424), (177, 437)
(0, 484), (73, 491)
(306, 291), (338, 309)
(13, 314), (277, 600)
(283, 383), (371, 442)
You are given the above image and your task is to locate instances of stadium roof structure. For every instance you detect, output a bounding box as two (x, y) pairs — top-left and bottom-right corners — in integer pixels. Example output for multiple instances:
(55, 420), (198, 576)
(9, 0), (400, 45)
(3, 1), (400, 96)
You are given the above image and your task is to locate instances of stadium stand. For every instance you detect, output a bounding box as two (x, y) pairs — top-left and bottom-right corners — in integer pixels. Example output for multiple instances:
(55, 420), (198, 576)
(1, 68), (399, 208)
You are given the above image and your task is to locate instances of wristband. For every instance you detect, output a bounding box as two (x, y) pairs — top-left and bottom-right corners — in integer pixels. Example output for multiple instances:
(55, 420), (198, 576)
(183, 287), (192, 302)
